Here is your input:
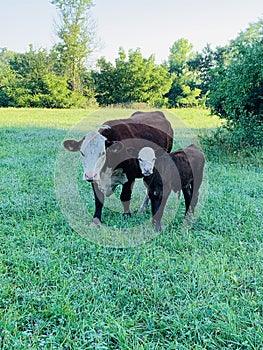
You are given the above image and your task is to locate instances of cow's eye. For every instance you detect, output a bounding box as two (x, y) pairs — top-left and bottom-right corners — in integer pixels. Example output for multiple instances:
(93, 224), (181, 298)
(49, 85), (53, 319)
(80, 151), (85, 157)
(138, 158), (142, 162)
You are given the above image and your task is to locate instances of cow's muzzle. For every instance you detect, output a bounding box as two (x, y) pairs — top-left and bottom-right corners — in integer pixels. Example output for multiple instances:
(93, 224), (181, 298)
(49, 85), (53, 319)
(84, 172), (97, 182)
(142, 169), (153, 176)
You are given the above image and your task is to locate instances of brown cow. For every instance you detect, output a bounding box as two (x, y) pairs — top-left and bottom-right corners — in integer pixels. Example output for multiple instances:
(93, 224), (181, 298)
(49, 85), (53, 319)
(63, 111), (173, 225)
(137, 144), (205, 231)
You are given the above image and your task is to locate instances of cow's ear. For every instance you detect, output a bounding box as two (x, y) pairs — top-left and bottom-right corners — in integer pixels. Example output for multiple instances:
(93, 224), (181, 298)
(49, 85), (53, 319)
(108, 141), (124, 153)
(126, 148), (138, 158)
(63, 137), (84, 152)
(155, 148), (166, 158)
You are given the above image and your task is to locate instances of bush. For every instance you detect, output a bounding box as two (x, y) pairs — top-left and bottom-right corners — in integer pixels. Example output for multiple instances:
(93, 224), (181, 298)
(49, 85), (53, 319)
(207, 40), (263, 147)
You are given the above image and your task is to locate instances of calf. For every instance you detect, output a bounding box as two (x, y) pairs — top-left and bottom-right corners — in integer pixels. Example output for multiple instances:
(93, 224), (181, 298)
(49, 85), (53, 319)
(138, 144), (205, 231)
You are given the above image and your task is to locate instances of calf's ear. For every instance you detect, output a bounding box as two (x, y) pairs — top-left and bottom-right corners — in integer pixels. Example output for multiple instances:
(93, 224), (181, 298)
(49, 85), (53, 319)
(63, 137), (84, 152)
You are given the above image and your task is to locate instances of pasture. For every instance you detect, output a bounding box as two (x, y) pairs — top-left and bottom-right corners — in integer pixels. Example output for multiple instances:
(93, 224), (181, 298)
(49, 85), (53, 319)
(0, 108), (262, 349)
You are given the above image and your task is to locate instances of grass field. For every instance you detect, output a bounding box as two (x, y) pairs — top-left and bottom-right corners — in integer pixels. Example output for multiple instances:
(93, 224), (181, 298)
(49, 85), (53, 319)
(0, 108), (263, 349)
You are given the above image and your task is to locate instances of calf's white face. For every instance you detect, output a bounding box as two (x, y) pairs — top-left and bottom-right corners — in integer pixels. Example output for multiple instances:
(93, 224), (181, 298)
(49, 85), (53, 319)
(138, 147), (156, 176)
(80, 131), (107, 181)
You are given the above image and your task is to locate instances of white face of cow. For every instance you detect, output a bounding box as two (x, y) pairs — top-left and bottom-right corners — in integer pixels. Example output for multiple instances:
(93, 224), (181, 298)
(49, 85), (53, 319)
(80, 131), (107, 181)
(138, 147), (156, 176)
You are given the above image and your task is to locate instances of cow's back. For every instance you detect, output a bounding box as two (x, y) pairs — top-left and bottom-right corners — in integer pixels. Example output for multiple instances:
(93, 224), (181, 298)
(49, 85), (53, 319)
(130, 111), (173, 136)
(100, 111), (173, 152)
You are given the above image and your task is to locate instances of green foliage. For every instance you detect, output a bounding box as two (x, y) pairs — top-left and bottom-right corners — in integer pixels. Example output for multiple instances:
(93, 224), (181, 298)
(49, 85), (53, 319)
(0, 46), (96, 108)
(207, 29), (263, 147)
(92, 48), (172, 107)
(200, 126), (263, 166)
(166, 39), (201, 107)
(188, 45), (229, 99)
(168, 38), (194, 74)
(51, 0), (95, 91)
(1, 0), (98, 108)
(230, 17), (263, 50)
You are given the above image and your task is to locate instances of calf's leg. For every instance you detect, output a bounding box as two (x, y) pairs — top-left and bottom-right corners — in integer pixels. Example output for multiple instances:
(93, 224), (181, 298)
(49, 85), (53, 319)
(182, 184), (193, 215)
(120, 180), (135, 218)
(190, 173), (203, 213)
(150, 192), (169, 232)
(138, 191), (150, 214)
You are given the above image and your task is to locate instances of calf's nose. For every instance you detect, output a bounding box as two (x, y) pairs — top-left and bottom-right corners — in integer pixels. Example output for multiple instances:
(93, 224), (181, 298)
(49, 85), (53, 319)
(143, 168), (152, 176)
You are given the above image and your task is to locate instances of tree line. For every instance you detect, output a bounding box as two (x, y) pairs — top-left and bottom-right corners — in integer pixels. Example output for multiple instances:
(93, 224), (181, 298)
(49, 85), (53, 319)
(0, 0), (262, 146)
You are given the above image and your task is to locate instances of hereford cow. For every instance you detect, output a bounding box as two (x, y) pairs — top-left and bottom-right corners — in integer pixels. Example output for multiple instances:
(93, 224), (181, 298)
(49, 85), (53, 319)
(63, 111), (173, 225)
(136, 144), (205, 231)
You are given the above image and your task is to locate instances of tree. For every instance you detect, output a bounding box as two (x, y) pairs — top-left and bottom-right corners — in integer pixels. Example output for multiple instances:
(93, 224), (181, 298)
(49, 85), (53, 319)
(207, 18), (263, 147)
(92, 48), (172, 107)
(187, 44), (229, 101)
(0, 46), (84, 108)
(168, 38), (194, 75)
(0, 48), (16, 106)
(166, 39), (201, 107)
(230, 17), (263, 52)
(51, 0), (95, 91)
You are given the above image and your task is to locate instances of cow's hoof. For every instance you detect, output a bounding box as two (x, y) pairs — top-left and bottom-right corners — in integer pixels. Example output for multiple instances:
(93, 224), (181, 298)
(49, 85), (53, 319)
(152, 220), (162, 232)
(92, 218), (102, 226)
(123, 212), (131, 220)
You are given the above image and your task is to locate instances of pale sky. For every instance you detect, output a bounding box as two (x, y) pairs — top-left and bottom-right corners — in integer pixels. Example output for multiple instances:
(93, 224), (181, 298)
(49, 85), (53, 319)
(0, 0), (262, 64)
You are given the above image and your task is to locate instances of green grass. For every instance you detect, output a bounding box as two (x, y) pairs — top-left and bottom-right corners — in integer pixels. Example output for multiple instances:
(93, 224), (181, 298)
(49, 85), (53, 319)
(169, 107), (224, 129)
(0, 108), (263, 349)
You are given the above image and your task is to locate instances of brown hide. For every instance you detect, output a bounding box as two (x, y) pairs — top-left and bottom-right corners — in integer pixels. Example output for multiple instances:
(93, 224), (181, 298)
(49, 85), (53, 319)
(99, 110), (173, 153)
(98, 111), (174, 183)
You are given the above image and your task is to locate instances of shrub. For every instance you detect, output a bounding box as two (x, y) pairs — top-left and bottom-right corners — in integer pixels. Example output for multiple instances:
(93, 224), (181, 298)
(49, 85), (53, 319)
(207, 40), (263, 147)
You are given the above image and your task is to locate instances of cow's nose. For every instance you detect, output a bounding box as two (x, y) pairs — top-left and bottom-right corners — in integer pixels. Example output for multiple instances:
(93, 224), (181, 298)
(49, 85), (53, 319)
(84, 172), (97, 181)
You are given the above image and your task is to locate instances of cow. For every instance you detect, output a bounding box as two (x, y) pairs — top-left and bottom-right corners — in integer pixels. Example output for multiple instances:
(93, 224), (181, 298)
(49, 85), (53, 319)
(136, 144), (205, 231)
(63, 111), (173, 225)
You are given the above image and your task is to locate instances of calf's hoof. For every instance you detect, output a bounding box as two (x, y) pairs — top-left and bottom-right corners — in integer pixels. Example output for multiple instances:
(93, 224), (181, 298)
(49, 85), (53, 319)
(138, 207), (146, 214)
(92, 218), (102, 226)
(123, 212), (131, 220)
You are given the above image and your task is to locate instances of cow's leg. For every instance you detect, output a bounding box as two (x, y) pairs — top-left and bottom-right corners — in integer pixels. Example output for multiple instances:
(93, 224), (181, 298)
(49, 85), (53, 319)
(182, 184), (193, 215)
(120, 180), (134, 218)
(92, 182), (104, 225)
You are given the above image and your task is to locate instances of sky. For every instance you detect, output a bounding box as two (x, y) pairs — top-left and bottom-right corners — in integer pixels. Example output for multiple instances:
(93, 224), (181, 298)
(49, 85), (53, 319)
(0, 0), (262, 64)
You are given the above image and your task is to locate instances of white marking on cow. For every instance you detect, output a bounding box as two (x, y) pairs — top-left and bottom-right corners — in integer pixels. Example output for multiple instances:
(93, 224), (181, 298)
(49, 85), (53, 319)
(138, 147), (156, 176)
(80, 131), (107, 181)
